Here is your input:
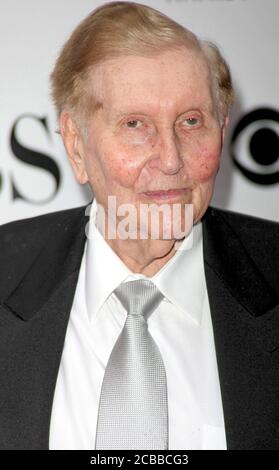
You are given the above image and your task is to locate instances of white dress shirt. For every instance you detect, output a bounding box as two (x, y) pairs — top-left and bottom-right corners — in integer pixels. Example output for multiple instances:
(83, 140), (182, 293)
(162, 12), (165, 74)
(49, 200), (227, 450)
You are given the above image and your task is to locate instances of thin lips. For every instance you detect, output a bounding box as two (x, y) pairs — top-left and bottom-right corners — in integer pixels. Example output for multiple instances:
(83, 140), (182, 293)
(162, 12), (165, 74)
(143, 188), (188, 194)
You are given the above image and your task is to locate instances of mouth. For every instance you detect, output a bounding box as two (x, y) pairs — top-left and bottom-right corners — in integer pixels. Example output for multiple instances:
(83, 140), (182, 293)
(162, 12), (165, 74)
(141, 188), (190, 202)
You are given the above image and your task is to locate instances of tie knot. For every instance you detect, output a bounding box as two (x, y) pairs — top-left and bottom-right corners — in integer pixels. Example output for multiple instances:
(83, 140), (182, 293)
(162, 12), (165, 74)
(114, 279), (164, 317)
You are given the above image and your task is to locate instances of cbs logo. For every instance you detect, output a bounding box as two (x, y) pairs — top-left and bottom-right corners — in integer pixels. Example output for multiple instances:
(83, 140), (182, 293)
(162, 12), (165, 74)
(230, 107), (279, 185)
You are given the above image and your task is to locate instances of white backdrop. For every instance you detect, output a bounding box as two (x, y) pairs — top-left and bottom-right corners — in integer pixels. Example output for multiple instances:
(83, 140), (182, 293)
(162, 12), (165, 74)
(1, 0), (278, 224)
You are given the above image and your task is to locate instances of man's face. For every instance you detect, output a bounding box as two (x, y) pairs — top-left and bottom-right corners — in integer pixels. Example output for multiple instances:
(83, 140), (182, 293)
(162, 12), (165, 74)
(71, 48), (226, 228)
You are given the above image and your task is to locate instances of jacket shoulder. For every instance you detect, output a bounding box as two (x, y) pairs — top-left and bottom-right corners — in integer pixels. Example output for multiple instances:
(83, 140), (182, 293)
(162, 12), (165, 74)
(0, 206), (87, 250)
(208, 206), (279, 237)
(206, 206), (279, 291)
(0, 204), (89, 297)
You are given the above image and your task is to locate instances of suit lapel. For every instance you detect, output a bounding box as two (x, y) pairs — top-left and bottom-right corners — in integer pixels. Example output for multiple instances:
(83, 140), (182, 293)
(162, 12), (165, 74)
(203, 208), (279, 450)
(0, 205), (88, 449)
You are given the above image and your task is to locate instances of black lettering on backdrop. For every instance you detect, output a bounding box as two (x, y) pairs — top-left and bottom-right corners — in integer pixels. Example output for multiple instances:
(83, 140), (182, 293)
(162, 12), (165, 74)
(10, 114), (61, 203)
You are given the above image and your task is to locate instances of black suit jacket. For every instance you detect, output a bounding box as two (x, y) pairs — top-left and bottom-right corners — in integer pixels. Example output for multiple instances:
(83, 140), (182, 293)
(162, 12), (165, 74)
(0, 203), (278, 450)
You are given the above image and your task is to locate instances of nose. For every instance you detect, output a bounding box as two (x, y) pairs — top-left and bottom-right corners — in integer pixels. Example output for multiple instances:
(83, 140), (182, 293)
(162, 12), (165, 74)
(148, 128), (184, 175)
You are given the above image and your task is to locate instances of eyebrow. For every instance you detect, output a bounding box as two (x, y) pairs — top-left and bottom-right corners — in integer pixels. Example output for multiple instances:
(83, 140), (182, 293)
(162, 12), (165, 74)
(103, 97), (216, 122)
(104, 110), (150, 124)
(111, 106), (214, 119)
(114, 110), (148, 118)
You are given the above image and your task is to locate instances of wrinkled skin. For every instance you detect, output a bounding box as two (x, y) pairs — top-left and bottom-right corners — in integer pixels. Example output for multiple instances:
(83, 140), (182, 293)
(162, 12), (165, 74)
(61, 47), (228, 274)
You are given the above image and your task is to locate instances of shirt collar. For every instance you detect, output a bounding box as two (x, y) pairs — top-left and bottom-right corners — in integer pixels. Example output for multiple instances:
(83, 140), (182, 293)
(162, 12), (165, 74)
(85, 199), (206, 325)
(151, 221), (205, 325)
(85, 200), (132, 323)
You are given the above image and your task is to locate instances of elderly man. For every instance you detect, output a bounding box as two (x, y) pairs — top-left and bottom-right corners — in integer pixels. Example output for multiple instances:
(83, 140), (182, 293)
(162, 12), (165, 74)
(0, 2), (278, 450)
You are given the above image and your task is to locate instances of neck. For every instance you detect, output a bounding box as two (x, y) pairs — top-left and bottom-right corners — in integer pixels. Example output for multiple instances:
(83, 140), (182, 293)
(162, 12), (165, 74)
(105, 237), (179, 277)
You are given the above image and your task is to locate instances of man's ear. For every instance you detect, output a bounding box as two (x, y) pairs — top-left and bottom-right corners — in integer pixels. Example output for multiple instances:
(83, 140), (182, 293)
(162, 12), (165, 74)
(59, 111), (89, 184)
(221, 116), (229, 146)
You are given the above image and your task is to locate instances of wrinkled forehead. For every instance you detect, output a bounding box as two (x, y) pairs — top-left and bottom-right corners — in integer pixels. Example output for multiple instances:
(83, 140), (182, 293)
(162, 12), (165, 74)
(89, 48), (215, 115)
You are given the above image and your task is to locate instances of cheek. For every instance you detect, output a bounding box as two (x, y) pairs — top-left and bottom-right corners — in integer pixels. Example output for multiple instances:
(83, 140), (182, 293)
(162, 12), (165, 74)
(190, 144), (221, 183)
(99, 146), (146, 189)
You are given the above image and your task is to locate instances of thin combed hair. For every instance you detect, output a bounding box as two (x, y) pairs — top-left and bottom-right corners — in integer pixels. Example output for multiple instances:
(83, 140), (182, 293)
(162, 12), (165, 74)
(50, 1), (234, 122)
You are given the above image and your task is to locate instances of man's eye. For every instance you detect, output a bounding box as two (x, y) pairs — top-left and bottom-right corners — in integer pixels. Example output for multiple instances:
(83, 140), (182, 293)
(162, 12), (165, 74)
(182, 117), (200, 127)
(126, 120), (142, 129)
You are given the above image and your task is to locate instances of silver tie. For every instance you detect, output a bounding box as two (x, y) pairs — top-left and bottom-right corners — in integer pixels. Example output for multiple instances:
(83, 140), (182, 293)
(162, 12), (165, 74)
(95, 279), (169, 450)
